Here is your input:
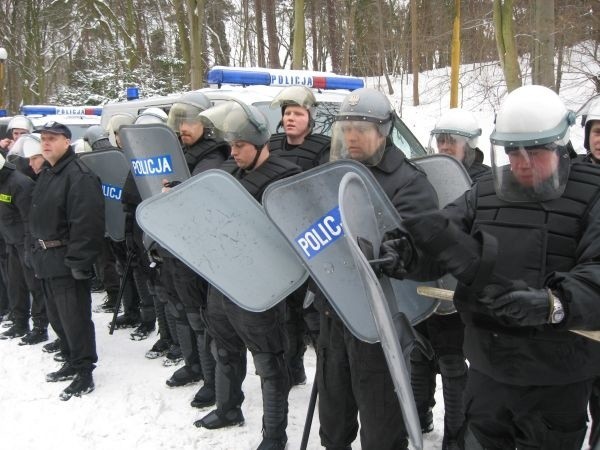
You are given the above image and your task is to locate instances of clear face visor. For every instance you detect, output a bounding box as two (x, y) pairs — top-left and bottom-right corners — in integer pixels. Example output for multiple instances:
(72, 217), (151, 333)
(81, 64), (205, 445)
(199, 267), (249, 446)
(491, 142), (571, 202)
(166, 103), (202, 133)
(428, 133), (473, 164)
(199, 101), (269, 147)
(330, 120), (387, 166)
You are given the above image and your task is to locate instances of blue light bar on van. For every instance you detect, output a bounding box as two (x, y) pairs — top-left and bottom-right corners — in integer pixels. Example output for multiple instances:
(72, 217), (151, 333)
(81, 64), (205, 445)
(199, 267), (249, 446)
(206, 66), (364, 91)
(21, 105), (103, 116)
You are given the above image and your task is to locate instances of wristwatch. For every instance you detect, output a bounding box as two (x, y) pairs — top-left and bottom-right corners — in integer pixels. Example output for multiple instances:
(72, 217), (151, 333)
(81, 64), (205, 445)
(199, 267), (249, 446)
(548, 290), (565, 324)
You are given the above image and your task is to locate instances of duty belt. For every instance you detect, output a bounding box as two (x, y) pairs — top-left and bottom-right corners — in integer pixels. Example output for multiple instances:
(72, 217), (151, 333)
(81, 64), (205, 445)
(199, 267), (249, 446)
(37, 239), (67, 250)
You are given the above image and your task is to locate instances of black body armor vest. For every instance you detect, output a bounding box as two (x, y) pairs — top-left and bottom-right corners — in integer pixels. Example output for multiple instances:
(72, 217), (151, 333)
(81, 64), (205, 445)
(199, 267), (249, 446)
(269, 133), (330, 172)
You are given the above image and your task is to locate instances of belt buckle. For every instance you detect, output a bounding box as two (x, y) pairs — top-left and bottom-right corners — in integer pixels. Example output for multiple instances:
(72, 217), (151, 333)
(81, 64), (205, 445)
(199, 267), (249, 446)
(38, 239), (47, 250)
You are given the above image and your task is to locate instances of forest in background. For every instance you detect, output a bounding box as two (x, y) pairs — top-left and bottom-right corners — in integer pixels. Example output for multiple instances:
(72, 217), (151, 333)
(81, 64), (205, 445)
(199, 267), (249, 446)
(0, 0), (597, 112)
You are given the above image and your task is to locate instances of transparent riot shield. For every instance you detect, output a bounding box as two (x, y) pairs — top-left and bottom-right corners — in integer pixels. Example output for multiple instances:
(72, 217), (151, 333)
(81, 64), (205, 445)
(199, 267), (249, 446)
(262, 159), (438, 343)
(119, 124), (191, 200)
(136, 169), (308, 312)
(339, 171), (422, 450)
(79, 150), (129, 241)
(412, 154), (472, 314)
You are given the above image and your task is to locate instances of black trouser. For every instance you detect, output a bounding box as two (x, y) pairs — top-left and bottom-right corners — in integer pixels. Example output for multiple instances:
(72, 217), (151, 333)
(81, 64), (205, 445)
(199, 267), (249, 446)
(7, 243), (47, 328)
(111, 241), (139, 318)
(463, 369), (591, 450)
(588, 377), (600, 447)
(205, 288), (289, 440)
(0, 239), (9, 314)
(412, 312), (466, 438)
(98, 238), (120, 295)
(317, 314), (407, 450)
(41, 276), (97, 372)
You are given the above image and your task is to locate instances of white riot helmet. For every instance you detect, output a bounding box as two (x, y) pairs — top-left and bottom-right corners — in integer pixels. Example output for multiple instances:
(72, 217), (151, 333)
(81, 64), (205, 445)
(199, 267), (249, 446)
(107, 113), (136, 147)
(7, 133), (41, 159)
(490, 85), (575, 202)
(166, 91), (212, 133)
(135, 107), (168, 125)
(429, 108), (481, 167)
(72, 138), (91, 153)
(7, 116), (34, 135)
(330, 88), (394, 166)
(579, 95), (600, 152)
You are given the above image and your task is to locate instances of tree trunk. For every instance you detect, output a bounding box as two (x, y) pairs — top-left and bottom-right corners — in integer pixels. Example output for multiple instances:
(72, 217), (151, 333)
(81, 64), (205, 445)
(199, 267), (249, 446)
(342, 1), (356, 74)
(450, 0), (461, 107)
(254, 0), (266, 67)
(310, 0), (318, 71)
(532, 0), (555, 89)
(173, 0), (191, 85)
(292, 0), (306, 69)
(187, 0), (206, 89)
(327, 0), (340, 73)
(376, 0), (394, 94)
(264, 0), (281, 68)
(411, 0), (419, 106)
(493, 0), (521, 92)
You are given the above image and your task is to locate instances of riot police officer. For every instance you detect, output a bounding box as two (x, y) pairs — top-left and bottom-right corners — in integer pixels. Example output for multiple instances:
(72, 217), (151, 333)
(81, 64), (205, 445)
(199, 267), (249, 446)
(157, 92), (229, 405)
(381, 85), (600, 449)
(410, 108), (491, 448)
(269, 86), (331, 385)
(317, 88), (438, 450)
(0, 147), (48, 344)
(0, 116), (34, 155)
(193, 100), (301, 450)
(429, 108), (490, 181)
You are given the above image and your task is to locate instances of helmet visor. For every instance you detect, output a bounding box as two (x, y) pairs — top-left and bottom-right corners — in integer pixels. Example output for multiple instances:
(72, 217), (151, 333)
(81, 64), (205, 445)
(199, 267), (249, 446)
(166, 102), (202, 133)
(198, 101), (270, 147)
(491, 142), (571, 202)
(330, 120), (386, 166)
(270, 86), (317, 110)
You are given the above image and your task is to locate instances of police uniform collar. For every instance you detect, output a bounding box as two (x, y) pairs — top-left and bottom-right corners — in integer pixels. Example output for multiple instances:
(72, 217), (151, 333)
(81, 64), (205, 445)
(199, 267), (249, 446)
(49, 147), (76, 173)
(373, 140), (404, 173)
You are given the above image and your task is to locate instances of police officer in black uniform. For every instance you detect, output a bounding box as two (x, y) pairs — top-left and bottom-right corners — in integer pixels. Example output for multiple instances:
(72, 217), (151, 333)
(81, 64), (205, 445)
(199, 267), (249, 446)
(0, 147), (47, 344)
(159, 92), (229, 407)
(29, 121), (104, 401)
(193, 100), (300, 450)
(576, 99), (600, 448)
(316, 88), (438, 450)
(268, 85), (330, 385)
(409, 108), (491, 448)
(381, 85), (600, 449)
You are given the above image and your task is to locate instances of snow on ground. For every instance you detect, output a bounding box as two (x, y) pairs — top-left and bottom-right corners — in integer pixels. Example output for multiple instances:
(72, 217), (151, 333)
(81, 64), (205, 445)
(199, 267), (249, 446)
(0, 292), (447, 450)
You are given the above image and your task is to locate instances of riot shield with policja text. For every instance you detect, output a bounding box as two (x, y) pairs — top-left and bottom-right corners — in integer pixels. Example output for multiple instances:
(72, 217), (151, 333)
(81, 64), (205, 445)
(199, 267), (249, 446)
(78, 149), (130, 241)
(135, 169), (308, 312)
(119, 124), (190, 200)
(338, 171), (422, 450)
(262, 159), (439, 343)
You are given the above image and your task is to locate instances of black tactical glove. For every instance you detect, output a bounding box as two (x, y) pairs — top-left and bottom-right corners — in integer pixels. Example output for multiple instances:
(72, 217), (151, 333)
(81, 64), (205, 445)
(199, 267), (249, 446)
(478, 287), (553, 327)
(379, 231), (415, 279)
(71, 267), (94, 280)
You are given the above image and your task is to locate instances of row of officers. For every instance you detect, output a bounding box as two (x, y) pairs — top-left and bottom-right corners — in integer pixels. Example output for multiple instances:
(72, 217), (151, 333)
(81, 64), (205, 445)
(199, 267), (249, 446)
(0, 83), (599, 450)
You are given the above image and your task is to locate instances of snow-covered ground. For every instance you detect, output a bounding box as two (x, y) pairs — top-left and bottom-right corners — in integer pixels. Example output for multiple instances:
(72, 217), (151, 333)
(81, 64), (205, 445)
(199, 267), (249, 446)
(0, 292), (445, 450)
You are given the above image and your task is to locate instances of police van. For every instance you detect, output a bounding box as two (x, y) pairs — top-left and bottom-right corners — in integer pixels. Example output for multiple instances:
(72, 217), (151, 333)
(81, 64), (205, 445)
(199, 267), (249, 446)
(21, 105), (102, 141)
(99, 66), (427, 158)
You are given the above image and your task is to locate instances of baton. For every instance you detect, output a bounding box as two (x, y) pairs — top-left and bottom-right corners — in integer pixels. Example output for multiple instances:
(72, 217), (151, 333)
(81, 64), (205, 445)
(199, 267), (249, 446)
(416, 286), (600, 343)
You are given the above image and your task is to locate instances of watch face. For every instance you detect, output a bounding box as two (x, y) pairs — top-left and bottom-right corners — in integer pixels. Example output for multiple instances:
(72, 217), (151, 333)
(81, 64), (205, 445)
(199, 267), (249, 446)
(552, 309), (565, 323)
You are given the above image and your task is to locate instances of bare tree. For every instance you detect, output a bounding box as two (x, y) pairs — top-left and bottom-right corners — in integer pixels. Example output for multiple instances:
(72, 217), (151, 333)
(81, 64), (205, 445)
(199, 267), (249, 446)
(531, 0), (555, 90)
(493, 0), (521, 91)
(411, 0), (419, 105)
(292, 0), (305, 69)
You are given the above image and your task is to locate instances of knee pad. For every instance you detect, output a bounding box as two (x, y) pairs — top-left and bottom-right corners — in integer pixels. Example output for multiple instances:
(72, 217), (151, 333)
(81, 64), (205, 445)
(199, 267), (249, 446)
(253, 352), (286, 379)
(438, 354), (467, 378)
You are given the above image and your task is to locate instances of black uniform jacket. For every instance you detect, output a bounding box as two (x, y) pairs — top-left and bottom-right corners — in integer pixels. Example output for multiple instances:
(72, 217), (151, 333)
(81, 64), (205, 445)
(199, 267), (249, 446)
(29, 148), (105, 279)
(0, 163), (34, 246)
(410, 164), (600, 385)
